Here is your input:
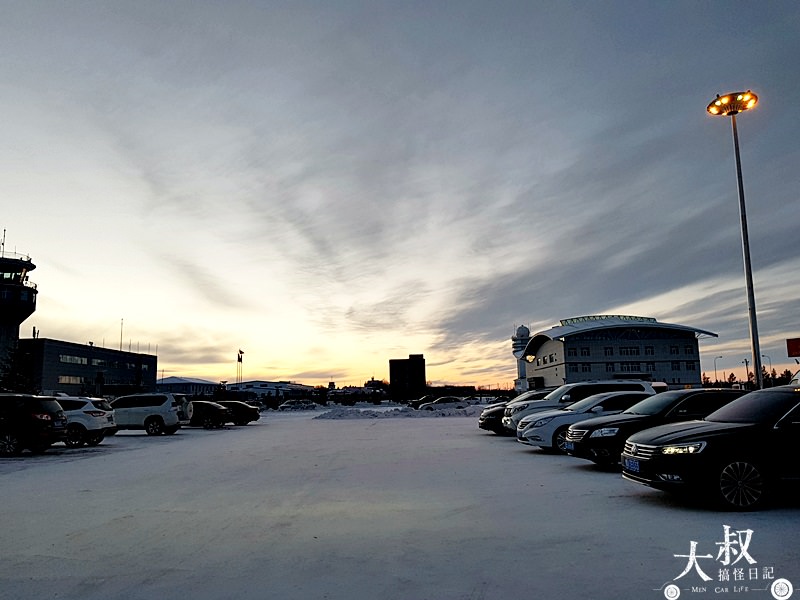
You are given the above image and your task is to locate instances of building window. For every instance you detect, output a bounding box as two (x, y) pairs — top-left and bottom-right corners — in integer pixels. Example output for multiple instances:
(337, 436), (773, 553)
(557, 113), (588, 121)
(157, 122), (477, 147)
(685, 361), (697, 371)
(568, 364), (579, 373)
(645, 362), (655, 372)
(671, 361), (681, 371)
(644, 346), (655, 356)
(59, 355), (87, 365)
(567, 348), (577, 357)
(670, 346), (679, 355)
(580, 347), (590, 357)
(621, 362), (641, 372)
(543, 356), (549, 364)
(604, 347), (613, 356)
(619, 347), (640, 356)
(581, 363), (592, 373)
(57, 375), (84, 384)
(606, 363), (615, 372)
(549, 354), (556, 363)
(684, 346), (695, 355)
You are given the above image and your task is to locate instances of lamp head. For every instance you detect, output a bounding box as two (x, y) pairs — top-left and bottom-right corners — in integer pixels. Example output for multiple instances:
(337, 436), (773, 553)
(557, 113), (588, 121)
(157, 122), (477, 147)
(707, 91), (758, 116)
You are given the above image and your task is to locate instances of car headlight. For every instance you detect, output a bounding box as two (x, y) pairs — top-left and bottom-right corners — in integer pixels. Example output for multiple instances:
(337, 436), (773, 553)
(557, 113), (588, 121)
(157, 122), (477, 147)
(511, 404), (529, 414)
(589, 427), (619, 438)
(659, 442), (706, 455)
(532, 417), (553, 427)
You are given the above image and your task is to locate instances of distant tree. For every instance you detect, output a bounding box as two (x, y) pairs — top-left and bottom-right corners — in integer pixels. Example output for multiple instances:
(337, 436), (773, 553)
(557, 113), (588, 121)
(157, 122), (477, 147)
(702, 372), (711, 386)
(727, 372), (738, 385)
(776, 369), (795, 386)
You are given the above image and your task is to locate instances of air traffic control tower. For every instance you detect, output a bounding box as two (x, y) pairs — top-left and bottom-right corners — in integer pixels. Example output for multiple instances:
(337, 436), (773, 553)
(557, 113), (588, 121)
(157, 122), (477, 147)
(0, 250), (38, 359)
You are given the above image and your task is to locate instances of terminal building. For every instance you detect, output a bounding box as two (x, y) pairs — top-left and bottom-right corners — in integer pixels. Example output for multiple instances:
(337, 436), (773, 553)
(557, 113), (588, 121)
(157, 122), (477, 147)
(514, 315), (716, 390)
(17, 338), (157, 396)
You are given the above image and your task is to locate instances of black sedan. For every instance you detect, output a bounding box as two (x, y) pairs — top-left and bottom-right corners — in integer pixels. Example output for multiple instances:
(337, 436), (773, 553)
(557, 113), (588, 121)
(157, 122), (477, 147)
(621, 385), (800, 509)
(216, 400), (260, 425)
(187, 401), (230, 429)
(564, 388), (745, 467)
(477, 401), (512, 435)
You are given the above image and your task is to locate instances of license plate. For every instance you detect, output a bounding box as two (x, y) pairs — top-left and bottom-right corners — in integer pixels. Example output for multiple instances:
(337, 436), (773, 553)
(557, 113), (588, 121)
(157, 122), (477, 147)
(564, 441), (574, 451)
(623, 457), (640, 473)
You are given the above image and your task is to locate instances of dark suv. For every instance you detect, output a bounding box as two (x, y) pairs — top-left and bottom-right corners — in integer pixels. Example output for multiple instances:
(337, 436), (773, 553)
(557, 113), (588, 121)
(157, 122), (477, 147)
(0, 394), (69, 455)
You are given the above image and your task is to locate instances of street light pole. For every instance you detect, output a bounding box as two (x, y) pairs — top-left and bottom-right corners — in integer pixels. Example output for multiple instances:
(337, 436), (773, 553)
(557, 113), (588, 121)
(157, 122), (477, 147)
(714, 355), (723, 384)
(707, 91), (763, 389)
(762, 354), (772, 386)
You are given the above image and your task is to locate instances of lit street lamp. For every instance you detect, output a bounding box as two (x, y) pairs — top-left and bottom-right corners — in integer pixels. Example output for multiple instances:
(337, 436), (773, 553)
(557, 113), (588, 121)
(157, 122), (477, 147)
(707, 91), (763, 389)
(713, 355), (723, 384)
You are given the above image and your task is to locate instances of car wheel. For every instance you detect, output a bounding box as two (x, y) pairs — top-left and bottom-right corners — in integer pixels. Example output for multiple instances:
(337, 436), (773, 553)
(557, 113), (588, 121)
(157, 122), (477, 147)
(552, 427), (570, 454)
(0, 432), (23, 456)
(145, 417), (165, 436)
(65, 424), (87, 448)
(85, 432), (104, 446)
(202, 416), (216, 430)
(718, 460), (766, 510)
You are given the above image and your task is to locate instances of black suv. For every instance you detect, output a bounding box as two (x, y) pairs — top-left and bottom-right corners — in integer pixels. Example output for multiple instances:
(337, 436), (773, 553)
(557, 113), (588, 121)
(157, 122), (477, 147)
(0, 394), (69, 456)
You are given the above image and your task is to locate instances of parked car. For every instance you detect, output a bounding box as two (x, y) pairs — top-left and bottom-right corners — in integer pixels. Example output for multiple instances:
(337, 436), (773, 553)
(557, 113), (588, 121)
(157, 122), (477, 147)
(565, 388), (745, 467)
(418, 396), (473, 411)
(110, 393), (182, 435)
(408, 395), (434, 410)
(278, 399), (317, 411)
(477, 400), (514, 435)
(187, 400), (230, 429)
(621, 385), (800, 510)
(54, 395), (116, 448)
(502, 381), (658, 433)
(216, 400), (260, 425)
(0, 394), (68, 455)
(517, 391), (653, 453)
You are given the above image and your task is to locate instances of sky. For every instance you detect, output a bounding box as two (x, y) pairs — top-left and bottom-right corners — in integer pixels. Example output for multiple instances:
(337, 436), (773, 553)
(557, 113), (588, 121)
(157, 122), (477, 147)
(2, 0), (799, 388)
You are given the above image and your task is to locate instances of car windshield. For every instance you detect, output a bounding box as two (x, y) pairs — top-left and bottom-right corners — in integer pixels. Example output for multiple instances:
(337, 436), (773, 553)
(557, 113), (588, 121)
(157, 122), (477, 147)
(705, 388), (800, 424)
(562, 396), (603, 412)
(622, 391), (687, 416)
(36, 399), (64, 412)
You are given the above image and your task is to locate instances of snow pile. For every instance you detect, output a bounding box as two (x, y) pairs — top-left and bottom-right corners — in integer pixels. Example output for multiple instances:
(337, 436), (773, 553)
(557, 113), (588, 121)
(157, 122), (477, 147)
(314, 405), (485, 419)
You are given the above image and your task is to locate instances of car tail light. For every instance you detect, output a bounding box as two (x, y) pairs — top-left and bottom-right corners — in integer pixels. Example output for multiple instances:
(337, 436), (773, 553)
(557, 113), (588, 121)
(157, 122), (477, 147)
(83, 411), (107, 417)
(32, 413), (53, 421)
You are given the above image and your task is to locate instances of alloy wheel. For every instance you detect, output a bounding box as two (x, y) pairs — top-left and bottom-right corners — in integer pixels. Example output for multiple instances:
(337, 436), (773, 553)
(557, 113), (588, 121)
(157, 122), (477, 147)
(719, 461), (765, 509)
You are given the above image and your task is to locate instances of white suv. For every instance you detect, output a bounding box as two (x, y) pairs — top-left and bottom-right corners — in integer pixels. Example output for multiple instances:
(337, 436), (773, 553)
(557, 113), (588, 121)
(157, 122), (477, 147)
(110, 393), (182, 435)
(55, 395), (117, 448)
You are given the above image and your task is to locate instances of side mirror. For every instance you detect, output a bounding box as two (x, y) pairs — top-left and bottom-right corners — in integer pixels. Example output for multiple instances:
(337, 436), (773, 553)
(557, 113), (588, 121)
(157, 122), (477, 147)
(591, 406), (604, 413)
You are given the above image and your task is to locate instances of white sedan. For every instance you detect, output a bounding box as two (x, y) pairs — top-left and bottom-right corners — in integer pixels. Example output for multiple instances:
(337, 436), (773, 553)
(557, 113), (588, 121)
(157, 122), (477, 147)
(516, 391), (652, 453)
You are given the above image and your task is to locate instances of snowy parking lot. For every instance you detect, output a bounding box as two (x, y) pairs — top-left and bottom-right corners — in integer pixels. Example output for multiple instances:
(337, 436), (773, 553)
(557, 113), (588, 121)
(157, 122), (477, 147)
(1, 408), (798, 600)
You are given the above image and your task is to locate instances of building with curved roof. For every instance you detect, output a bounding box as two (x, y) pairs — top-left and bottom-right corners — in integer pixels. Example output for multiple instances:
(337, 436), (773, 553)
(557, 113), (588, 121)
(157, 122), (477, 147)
(514, 315), (717, 389)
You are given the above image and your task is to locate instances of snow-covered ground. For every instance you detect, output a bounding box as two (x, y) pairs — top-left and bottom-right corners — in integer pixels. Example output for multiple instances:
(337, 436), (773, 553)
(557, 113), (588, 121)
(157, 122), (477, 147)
(1, 408), (798, 600)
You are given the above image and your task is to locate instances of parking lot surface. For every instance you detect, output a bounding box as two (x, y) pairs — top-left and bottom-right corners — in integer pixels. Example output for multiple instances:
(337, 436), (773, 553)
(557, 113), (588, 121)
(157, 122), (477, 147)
(1, 412), (797, 600)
